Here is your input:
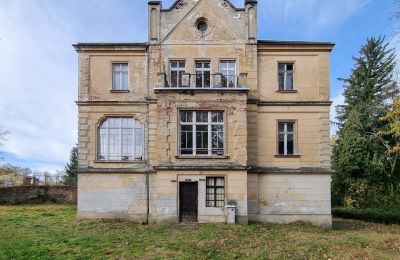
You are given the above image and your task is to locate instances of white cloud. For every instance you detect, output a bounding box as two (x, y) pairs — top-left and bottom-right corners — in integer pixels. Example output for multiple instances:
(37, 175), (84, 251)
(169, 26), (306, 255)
(0, 0), (148, 172)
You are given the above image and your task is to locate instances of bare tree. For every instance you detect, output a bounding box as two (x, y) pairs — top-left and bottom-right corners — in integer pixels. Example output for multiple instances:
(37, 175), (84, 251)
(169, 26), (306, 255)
(0, 126), (9, 161)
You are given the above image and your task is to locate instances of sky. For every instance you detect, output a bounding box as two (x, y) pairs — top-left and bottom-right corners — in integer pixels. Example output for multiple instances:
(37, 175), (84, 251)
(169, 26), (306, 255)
(0, 0), (399, 173)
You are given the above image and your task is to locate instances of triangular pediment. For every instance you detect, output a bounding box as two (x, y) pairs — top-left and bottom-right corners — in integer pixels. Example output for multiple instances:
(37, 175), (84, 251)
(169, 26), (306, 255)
(162, 0), (245, 44)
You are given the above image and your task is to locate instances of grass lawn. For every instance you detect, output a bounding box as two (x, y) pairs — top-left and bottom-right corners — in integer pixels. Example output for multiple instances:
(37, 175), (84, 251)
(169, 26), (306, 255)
(0, 205), (400, 259)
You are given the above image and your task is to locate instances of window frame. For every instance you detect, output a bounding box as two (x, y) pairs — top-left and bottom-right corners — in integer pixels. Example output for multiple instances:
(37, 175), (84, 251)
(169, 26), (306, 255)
(169, 60), (186, 88)
(206, 177), (225, 207)
(97, 117), (144, 162)
(277, 121), (297, 156)
(219, 60), (237, 88)
(111, 63), (129, 91)
(179, 110), (225, 156)
(278, 62), (295, 91)
(195, 60), (211, 88)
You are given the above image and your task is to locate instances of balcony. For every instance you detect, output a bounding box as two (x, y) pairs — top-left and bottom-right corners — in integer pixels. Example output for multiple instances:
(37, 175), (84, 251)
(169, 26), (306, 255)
(154, 73), (249, 92)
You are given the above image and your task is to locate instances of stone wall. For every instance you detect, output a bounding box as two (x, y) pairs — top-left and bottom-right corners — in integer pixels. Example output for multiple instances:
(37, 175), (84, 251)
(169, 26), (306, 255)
(0, 186), (77, 205)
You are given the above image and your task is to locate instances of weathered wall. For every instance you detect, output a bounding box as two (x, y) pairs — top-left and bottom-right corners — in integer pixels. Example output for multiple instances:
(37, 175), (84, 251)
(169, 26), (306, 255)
(78, 173), (155, 223)
(77, 104), (148, 169)
(155, 170), (248, 224)
(0, 186), (77, 205)
(257, 48), (331, 102)
(255, 105), (331, 169)
(248, 173), (332, 227)
(155, 92), (248, 165)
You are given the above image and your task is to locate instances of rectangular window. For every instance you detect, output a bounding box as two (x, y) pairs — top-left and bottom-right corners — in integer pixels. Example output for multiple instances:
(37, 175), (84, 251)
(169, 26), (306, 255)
(112, 63), (128, 90)
(170, 61), (186, 87)
(220, 61), (236, 88)
(179, 111), (224, 156)
(206, 177), (225, 207)
(278, 122), (295, 155)
(278, 63), (294, 90)
(195, 61), (211, 88)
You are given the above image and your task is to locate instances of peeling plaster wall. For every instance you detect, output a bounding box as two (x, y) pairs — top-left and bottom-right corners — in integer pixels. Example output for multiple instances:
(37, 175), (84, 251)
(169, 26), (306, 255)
(248, 174), (332, 227)
(155, 170), (248, 224)
(78, 173), (152, 223)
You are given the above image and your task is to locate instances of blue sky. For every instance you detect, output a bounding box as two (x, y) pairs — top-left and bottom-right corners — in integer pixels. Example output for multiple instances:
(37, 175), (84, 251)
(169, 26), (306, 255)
(0, 0), (399, 173)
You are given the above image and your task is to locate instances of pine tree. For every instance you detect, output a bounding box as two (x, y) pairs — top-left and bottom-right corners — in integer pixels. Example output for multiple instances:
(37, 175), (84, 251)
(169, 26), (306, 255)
(332, 37), (399, 207)
(62, 144), (78, 187)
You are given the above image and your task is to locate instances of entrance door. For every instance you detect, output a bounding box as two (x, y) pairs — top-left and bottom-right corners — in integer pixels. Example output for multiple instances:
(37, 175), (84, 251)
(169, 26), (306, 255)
(179, 182), (198, 222)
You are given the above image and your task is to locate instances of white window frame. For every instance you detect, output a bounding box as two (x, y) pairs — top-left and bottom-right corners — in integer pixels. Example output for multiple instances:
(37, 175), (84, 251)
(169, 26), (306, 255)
(179, 111), (225, 156)
(98, 117), (144, 161)
(220, 61), (237, 88)
(278, 122), (295, 155)
(170, 60), (186, 88)
(112, 63), (129, 90)
(195, 61), (211, 88)
(278, 63), (294, 91)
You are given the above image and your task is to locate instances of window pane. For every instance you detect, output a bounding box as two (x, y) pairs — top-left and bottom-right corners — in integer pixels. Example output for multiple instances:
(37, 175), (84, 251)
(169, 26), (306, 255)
(287, 134), (294, 155)
(287, 123), (294, 132)
(278, 63), (285, 72)
(278, 73), (285, 90)
(196, 125), (208, 155)
(180, 125), (193, 155)
(286, 72), (293, 90)
(278, 133), (285, 155)
(196, 112), (208, 122)
(122, 72), (128, 90)
(287, 64), (293, 71)
(171, 71), (178, 87)
(211, 112), (223, 123)
(170, 62), (177, 68)
(216, 177), (224, 186)
(207, 178), (215, 186)
(278, 123), (285, 133)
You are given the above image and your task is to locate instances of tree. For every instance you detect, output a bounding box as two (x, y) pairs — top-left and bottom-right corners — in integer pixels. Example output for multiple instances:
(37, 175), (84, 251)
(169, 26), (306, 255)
(62, 144), (78, 187)
(332, 37), (400, 207)
(380, 98), (400, 154)
(0, 126), (9, 161)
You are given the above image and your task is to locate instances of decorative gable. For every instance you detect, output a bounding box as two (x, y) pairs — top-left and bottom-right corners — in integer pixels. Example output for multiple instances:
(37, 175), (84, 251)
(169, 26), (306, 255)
(163, 0), (242, 44)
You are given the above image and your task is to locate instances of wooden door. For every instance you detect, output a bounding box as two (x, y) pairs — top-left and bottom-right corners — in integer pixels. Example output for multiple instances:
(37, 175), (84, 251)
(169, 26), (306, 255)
(179, 182), (198, 222)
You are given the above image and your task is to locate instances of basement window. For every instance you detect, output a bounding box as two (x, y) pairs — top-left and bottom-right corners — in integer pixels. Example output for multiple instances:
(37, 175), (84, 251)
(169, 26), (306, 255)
(206, 177), (225, 207)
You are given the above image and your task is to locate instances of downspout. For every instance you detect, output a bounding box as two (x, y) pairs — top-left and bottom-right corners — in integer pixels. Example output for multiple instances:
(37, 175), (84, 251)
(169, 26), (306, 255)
(145, 44), (151, 225)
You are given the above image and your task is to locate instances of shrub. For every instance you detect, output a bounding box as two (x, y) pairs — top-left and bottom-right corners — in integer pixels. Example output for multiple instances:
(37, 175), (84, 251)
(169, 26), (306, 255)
(332, 208), (400, 225)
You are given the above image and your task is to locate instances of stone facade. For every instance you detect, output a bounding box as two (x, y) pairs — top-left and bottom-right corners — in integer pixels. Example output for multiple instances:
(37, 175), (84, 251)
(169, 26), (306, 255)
(74, 0), (334, 227)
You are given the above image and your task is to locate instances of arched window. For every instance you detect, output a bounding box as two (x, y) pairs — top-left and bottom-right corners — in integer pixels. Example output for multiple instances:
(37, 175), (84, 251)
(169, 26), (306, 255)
(98, 117), (144, 161)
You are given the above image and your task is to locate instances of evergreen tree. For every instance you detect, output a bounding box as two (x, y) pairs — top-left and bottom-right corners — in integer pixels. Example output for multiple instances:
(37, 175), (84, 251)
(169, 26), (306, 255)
(332, 37), (399, 207)
(62, 144), (78, 187)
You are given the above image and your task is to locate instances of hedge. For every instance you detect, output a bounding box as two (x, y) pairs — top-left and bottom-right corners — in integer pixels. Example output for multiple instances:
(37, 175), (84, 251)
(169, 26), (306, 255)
(332, 208), (400, 225)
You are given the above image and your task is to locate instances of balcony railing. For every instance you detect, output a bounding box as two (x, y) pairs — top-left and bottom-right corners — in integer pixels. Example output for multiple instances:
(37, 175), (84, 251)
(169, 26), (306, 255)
(156, 73), (248, 89)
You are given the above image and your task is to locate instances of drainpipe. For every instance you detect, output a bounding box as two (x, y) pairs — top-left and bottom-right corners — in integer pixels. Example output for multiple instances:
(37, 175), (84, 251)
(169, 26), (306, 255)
(145, 44), (150, 225)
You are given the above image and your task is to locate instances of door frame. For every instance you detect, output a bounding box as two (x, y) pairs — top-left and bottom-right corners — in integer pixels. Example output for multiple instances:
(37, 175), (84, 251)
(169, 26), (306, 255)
(179, 181), (198, 222)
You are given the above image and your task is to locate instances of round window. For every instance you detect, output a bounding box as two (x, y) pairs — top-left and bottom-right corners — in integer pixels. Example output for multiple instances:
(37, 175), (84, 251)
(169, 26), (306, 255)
(196, 18), (208, 32)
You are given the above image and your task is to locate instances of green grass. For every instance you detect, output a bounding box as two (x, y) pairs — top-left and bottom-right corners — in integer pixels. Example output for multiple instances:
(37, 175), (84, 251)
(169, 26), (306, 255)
(0, 205), (400, 259)
(332, 208), (400, 225)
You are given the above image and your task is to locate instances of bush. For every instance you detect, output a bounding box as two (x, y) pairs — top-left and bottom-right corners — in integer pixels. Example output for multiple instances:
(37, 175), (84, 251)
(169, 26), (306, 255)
(332, 208), (400, 225)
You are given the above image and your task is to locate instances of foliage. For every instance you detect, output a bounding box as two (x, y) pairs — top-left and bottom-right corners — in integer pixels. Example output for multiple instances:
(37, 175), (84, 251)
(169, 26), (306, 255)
(1, 205), (400, 259)
(332, 36), (400, 207)
(379, 98), (400, 154)
(61, 145), (78, 187)
(332, 207), (400, 225)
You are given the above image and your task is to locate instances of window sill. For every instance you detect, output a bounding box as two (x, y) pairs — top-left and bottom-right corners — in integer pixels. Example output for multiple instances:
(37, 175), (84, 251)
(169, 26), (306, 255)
(274, 154), (301, 158)
(276, 90), (298, 93)
(94, 160), (144, 163)
(109, 90), (130, 93)
(175, 155), (230, 159)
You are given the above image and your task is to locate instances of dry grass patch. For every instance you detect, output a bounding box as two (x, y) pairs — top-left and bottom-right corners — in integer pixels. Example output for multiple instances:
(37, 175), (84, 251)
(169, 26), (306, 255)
(0, 205), (399, 259)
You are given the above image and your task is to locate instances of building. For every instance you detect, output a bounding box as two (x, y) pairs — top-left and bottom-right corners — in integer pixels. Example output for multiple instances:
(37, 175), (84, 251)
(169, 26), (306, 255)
(74, 0), (334, 226)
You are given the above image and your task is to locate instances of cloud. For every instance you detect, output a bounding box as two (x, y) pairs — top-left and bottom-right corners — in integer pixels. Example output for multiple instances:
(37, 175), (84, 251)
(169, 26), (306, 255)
(0, 0), (148, 173)
(262, 0), (374, 39)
